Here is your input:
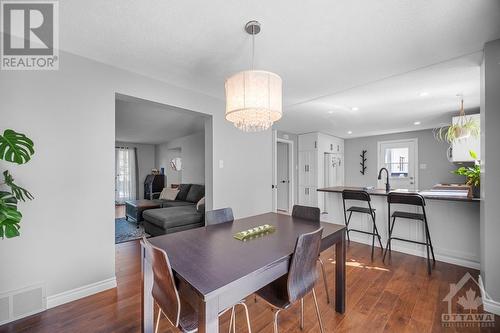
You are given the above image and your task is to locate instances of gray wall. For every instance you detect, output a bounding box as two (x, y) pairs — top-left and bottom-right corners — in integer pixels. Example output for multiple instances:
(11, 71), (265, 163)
(481, 39), (500, 305)
(115, 141), (156, 192)
(344, 129), (463, 190)
(155, 131), (205, 185)
(0, 50), (272, 309)
(277, 131), (299, 204)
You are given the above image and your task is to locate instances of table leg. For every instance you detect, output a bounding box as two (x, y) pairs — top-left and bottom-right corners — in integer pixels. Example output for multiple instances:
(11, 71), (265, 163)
(142, 245), (154, 333)
(198, 296), (219, 333)
(335, 232), (346, 313)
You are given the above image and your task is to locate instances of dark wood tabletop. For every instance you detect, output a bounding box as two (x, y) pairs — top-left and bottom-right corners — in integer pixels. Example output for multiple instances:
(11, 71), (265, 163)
(317, 186), (480, 202)
(148, 212), (345, 297)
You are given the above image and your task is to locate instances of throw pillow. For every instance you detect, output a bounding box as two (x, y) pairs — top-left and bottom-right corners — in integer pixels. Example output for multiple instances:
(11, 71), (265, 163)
(159, 188), (179, 201)
(196, 197), (205, 211)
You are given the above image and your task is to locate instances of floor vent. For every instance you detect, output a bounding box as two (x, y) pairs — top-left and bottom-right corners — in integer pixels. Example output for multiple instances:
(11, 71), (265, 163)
(0, 284), (46, 325)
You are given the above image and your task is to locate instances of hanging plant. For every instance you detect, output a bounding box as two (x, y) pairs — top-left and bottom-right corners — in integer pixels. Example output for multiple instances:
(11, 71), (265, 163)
(434, 98), (479, 144)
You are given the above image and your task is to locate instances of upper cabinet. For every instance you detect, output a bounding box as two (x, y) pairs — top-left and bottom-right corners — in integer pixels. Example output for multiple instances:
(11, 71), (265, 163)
(451, 114), (480, 162)
(298, 132), (318, 151)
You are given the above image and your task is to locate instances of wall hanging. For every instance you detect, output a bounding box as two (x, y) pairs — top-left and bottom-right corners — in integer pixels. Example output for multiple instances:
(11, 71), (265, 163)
(360, 150), (367, 175)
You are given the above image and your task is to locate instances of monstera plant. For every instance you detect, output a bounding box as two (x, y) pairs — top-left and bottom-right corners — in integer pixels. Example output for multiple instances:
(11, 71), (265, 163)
(0, 129), (35, 238)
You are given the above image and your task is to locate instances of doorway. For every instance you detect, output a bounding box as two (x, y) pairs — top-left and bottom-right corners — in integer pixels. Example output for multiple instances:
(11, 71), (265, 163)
(377, 138), (418, 190)
(272, 132), (294, 213)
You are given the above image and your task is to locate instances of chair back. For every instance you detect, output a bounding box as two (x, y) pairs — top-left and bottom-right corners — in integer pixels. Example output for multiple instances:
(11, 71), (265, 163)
(141, 237), (181, 327)
(342, 189), (371, 202)
(287, 228), (323, 303)
(387, 192), (425, 207)
(292, 205), (320, 222)
(205, 207), (234, 225)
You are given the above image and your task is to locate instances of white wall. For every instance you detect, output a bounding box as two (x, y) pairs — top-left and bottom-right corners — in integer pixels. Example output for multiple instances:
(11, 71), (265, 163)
(481, 38), (500, 312)
(155, 131), (205, 186)
(0, 50), (272, 308)
(115, 141), (156, 197)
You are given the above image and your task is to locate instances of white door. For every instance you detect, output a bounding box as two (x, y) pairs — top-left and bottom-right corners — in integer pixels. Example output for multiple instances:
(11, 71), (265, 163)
(378, 139), (418, 190)
(277, 142), (289, 211)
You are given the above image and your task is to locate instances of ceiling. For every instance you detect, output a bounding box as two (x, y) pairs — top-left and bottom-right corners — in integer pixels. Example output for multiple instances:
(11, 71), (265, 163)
(115, 96), (206, 144)
(62, 0), (500, 137)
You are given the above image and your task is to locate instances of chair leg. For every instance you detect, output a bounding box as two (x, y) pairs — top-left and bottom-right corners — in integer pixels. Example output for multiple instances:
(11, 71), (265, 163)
(312, 289), (325, 333)
(371, 220), (375, 259)
(372, 212), (384, 250)
(424, 217), (436, 263)
(155, 308), (162, 333)
(228, 306), (235, 333)
(318, 257), (330, 304)
(383, 217), (396, 262)
(238, 302), (252, 333)
(300, 298), (304, 330)
(425, 231), (431, 275)
(345, 211), (353, 242)
(273, 309), (282, 333)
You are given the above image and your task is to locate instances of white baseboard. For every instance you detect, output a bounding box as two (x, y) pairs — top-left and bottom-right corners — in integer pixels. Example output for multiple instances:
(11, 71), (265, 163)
(347, 234), (480, 270)
(479, 275), (500, 316)
(47, 277), (117, 309)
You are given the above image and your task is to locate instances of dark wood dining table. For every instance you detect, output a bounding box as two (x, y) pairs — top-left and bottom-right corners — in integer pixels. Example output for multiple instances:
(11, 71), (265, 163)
(141, 212), (346, 333)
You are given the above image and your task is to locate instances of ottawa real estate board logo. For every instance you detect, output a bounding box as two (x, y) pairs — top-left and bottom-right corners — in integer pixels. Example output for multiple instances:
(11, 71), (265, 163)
(1, 0), (59, 70)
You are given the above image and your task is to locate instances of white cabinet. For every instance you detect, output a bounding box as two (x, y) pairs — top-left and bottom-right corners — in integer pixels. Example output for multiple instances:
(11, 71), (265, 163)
(451, 114), (480, 162)
(298, 132), (344, 208)
(298, 151), (316, 186)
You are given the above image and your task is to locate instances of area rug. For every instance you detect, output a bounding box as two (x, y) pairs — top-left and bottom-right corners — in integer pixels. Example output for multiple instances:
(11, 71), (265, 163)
(115, 217), (150, 244)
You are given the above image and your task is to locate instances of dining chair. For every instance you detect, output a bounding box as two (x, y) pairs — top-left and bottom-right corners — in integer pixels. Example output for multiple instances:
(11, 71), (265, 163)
(291, 205), (330, 304)
(256, 228), (325, 333)
(205, 207), (234, 225)
(141, 236), (251, 333)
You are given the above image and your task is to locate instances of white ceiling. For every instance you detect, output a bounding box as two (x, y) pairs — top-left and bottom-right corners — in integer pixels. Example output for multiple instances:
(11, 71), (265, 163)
(62, 0), (500, 137)
(115, 97), (205, 144)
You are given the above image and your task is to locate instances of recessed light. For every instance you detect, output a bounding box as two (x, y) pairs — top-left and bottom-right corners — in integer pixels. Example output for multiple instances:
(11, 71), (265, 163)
(328, 110), (334, 114)
(347, 131), (353, 135)
(414, 121), (421, 125)
(351, 107), (359, 111)
(419, 92), (429, 97)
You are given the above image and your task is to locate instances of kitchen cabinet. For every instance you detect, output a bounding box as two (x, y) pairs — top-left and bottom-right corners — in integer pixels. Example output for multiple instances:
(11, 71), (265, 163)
(450, 114), (480, 162)
(298, 132), (344, 208)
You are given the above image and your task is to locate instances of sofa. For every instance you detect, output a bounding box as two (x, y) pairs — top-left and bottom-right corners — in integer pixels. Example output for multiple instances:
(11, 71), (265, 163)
(143, 184), (205, 236)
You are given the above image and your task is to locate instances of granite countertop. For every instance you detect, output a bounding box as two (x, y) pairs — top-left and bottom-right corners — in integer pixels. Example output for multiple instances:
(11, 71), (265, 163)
(317, 186), (480, 202)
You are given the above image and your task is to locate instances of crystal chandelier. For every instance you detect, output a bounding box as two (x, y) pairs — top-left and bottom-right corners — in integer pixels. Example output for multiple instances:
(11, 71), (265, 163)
(225, 21), (283, 132)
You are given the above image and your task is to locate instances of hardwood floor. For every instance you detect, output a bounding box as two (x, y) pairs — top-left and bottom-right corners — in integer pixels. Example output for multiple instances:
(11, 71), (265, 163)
(1, 240), (498, 333)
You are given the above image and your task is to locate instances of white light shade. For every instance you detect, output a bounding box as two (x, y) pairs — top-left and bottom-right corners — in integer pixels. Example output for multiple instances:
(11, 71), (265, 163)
(225, 70), (282, 132)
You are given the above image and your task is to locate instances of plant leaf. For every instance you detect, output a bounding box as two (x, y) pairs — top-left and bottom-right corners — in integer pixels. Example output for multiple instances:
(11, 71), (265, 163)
(0, 129), (35, 164)
(4, 223), (20, 238)
(3, 170), (34, 201)
(469, 150), (478, 160)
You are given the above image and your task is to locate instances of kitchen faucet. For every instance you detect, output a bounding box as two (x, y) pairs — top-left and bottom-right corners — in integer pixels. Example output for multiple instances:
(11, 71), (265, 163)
(378, 167), (391, 192)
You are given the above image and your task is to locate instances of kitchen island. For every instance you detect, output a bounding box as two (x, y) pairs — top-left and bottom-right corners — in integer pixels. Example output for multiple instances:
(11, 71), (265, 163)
(318, 186), (480, 269)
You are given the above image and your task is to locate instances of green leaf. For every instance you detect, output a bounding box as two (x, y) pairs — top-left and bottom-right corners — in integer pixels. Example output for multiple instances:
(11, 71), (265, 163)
(0, 129), (35, 164)
(4, 223), (20, 238)
(469, 150), (478, 160)
(3, 170), (34, 201)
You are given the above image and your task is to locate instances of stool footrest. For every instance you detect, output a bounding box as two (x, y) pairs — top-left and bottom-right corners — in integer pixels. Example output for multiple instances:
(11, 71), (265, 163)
(348, 228), (381, 237)
(389, 236), (428, 246)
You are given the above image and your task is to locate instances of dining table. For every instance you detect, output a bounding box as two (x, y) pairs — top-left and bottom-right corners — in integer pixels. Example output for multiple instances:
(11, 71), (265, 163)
(141, 212), (346, 333)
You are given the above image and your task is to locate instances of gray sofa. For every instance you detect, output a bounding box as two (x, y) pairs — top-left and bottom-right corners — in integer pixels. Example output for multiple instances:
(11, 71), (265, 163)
(143, 184), (205, 236)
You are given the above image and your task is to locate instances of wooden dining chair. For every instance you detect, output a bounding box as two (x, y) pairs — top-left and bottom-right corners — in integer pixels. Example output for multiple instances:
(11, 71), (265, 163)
(205, 207), (234, 225)
(256, 228), (325, 333)
(291, 205), (330, 304)
(141, 236), (251, 333)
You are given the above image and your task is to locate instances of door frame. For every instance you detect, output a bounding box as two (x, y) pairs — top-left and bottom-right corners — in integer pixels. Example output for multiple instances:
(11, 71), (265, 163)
(377, 138), (419, 190)
(272, 130), (294, 213)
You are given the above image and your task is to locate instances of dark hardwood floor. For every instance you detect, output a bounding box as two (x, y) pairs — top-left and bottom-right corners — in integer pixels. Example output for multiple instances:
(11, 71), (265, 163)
(1, 236), (498, 332)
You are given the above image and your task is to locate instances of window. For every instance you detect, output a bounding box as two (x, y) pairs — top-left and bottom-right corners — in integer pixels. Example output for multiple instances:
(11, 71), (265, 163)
(384, 147), (409, 178)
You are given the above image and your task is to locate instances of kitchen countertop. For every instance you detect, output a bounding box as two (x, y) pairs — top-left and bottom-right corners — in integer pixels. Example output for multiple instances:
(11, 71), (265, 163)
(317, 186), (480, 202)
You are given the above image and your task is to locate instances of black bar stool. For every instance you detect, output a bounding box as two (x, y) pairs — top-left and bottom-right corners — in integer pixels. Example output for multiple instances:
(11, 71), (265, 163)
(342, 189), (383, 258)
(382, 192), (436, 274)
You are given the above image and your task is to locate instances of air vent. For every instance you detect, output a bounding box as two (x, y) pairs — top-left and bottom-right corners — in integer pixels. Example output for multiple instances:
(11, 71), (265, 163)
(0, 284), (46, 325)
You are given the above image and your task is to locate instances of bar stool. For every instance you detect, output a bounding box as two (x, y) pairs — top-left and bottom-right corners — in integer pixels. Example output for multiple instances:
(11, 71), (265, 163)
(382, 192), (436, 274)
(342, 189), (383, 258)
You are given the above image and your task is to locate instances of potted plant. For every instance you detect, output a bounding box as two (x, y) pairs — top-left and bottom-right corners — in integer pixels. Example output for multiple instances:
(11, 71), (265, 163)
(453, 150), (480, 198)
(0, 129), (35, 238)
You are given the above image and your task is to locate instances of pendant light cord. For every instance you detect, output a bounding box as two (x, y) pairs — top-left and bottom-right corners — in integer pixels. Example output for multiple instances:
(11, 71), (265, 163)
(251, 25), (255, 70)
